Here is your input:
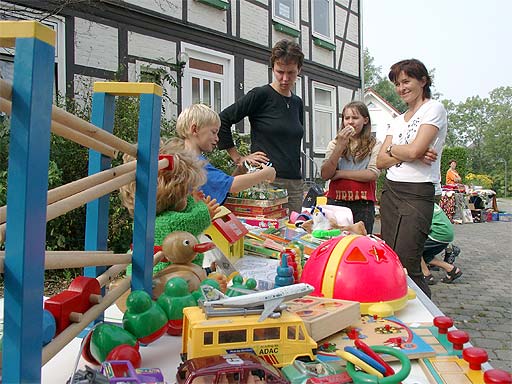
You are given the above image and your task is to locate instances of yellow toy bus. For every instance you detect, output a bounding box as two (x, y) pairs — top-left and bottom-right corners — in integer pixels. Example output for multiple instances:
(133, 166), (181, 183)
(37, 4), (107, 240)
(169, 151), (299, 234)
(181, 307), (317, 368)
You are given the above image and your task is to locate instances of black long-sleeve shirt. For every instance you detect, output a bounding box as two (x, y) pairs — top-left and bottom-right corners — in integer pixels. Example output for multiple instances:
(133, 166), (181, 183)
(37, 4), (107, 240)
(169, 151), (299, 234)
(218, 84), (304, 180)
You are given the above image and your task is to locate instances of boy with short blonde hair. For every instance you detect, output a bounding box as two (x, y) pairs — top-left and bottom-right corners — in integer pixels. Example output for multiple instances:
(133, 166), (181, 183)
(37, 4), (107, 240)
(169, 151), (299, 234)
(176, 104), (276, 205)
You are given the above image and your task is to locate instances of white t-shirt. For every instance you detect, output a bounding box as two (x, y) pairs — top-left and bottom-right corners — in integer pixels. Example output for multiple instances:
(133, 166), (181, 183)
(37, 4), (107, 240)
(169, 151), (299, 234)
(386, 99), (447, 184)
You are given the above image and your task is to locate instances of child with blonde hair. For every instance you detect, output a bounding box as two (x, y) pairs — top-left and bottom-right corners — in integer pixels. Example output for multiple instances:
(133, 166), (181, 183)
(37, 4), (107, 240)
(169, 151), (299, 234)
(175, 104), (276, 204)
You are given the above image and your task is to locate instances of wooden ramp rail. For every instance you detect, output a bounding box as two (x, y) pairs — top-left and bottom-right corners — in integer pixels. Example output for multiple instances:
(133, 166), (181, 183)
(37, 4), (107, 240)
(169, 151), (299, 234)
(0, 79), (137, 158)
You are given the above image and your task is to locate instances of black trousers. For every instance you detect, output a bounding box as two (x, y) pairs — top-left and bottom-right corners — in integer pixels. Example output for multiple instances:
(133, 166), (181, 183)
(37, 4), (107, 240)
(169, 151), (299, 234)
(380, 179), (434, 298)
(326, 198), (375, 234)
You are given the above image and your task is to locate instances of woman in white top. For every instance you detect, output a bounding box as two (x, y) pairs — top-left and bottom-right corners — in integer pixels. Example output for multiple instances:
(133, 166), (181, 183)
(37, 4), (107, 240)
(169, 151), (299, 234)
(376, 59), (447, 298)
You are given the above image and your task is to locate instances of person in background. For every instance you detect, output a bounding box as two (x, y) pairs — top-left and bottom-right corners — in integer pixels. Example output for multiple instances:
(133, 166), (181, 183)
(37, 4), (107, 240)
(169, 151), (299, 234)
(445, 159), (462, 185)
(421, 204), (463, 285)
(320, 101), (382, 234)
(217, 39), (304, 213)
(376, 58), (448, 298)
(174, 103), (276, 205)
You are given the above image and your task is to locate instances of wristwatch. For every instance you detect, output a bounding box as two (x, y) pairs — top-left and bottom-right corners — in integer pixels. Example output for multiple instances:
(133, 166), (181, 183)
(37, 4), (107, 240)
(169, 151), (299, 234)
(385, 145), (393, 157)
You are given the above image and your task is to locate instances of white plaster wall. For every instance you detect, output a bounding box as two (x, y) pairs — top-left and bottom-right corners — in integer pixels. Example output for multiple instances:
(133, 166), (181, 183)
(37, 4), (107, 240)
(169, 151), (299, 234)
(338, 86), (354, 111)
(128, 32), (176, 62)
(231, 0), (237, 37)
(301, 0), (309, 23)
(240, 1), (268, 45)
(311, 45), (333, 68)
(73, 74), (105, 106)
(187, 1), (227, 33)
(346, 13), (359, 44)
(301, 25), (310, 60)
(127, 61), (178, 121)
(74, 18), (118, 71)
(336, 0), (350, 8)
(242, 60), (268, 132)
(340, 43), (359, 76)
(335, 6), (348, 38)
(351, 0), (359, 13)
(123, 0), (181, 17)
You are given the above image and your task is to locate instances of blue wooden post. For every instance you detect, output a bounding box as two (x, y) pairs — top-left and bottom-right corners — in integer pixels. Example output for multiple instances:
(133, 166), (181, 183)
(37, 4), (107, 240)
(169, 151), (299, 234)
(131, 92), (162, 294)
(89, 82), (162, 296)
(84, 92), (115, 284)
(1, 21), (55, 383)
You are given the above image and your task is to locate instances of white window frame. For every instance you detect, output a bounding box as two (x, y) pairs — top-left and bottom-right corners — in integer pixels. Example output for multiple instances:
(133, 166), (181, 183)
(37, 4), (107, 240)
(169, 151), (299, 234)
(312, 81), (336, 154)
(181, 42), (234, 110)
(312, 0), (334, 43)
(0, 13), (66, 99)
(272, 0), (300, 31)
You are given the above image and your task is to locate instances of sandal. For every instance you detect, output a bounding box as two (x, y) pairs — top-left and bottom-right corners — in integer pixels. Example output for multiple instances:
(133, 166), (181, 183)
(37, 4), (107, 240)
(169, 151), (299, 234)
(442, 265), (462, 283)
(424, 274), (436, 285)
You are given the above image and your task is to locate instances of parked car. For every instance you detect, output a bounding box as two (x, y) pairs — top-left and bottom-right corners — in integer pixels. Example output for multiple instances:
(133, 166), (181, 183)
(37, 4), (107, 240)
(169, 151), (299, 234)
(176, 353), (288, 384)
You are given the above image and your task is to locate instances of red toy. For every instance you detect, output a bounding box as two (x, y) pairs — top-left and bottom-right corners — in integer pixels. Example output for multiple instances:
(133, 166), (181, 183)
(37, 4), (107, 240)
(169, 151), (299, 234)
(44, 276), (102, 335)
(300, 235), (413, 314)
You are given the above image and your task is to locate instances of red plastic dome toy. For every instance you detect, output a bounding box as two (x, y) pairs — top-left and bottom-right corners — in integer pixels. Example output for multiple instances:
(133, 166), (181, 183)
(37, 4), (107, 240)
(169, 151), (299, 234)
(300, 235), (415, 315)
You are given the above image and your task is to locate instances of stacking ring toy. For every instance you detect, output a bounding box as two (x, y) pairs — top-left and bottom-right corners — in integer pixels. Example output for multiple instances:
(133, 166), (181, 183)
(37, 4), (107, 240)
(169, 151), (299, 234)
(337, 350), (384, 378)
(345, 345), (411, 384)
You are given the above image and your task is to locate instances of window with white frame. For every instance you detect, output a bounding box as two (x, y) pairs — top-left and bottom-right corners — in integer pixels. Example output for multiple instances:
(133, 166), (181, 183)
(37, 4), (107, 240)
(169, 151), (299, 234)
(312, 0), (334, 42)
(272, 0), (300, 31)
(312, 82), (336, 153)
(181, 43), (234, 113)
(0, 13), (66, 100)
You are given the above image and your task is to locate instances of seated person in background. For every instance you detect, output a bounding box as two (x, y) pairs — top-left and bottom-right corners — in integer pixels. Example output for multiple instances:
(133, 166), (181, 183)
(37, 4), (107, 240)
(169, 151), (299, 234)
(422, 204), (462, 285)
(445, 159), (462, 185)
(173, 104), (276, 205)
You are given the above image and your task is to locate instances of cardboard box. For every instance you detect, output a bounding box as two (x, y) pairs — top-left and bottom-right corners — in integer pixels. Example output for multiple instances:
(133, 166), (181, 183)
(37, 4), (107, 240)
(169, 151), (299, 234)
(286, 296), (360, 341)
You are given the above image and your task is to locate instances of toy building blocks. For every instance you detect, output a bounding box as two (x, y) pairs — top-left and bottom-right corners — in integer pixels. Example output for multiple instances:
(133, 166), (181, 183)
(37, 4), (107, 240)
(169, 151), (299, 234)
(204, 206), (248, 263)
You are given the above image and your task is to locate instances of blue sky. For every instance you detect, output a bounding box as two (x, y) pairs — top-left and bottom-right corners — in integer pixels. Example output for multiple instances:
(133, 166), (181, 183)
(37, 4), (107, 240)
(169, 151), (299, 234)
(362, 0), (511, 103)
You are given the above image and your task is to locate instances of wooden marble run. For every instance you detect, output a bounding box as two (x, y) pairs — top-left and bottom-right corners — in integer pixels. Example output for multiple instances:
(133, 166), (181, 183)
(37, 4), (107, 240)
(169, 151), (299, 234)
(0, 19), (165, 383)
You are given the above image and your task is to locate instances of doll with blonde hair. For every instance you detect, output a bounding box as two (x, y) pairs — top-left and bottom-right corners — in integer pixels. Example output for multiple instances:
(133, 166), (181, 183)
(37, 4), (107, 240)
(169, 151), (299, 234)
(120, 138), (219, 278)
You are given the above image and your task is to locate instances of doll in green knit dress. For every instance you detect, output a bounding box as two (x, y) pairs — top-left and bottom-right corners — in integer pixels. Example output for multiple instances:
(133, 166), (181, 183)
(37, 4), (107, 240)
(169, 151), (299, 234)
(119, 139), (220, 297)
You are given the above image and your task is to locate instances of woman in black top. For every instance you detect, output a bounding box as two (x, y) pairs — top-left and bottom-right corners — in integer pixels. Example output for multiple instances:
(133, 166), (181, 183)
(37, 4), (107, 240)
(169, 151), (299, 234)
(218, 39), (305, 213)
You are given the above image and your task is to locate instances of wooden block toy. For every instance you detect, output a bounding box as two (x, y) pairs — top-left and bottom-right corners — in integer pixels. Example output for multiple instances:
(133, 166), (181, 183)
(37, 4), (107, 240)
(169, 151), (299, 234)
(44, 276), (101, 335)
(420, 347), (488, 384)
(317, 315), (436, 362)
(285, 295), (360, 342)
(204, 206), (248, 263)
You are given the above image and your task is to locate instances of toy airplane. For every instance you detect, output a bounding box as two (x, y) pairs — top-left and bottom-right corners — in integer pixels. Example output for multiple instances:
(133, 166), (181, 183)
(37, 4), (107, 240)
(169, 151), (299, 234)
(201, 283), (315, 322)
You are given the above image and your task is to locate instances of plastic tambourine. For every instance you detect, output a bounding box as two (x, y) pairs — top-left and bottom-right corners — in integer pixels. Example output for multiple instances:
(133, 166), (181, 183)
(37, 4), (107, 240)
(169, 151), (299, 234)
(345, 345), (411, 384)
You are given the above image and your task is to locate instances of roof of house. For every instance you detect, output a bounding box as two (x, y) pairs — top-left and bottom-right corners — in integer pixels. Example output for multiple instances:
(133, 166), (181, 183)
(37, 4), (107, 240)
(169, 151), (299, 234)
(364, 87), (401, 115)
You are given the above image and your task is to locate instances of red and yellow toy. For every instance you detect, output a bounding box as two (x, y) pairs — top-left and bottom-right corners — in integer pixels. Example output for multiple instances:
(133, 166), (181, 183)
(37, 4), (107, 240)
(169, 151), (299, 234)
(300, 234), (415, 316)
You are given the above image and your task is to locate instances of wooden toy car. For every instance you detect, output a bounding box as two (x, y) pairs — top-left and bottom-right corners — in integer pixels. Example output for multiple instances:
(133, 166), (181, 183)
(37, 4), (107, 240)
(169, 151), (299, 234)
(176, 353), (288, 384)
